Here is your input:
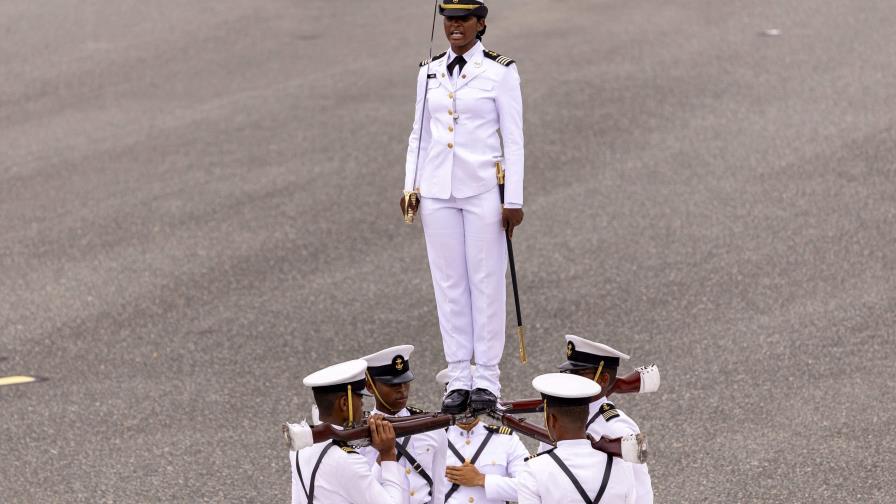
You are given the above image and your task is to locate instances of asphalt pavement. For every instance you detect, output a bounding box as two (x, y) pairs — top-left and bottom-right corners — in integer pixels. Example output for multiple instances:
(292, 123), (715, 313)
(2, 0), (895, 502)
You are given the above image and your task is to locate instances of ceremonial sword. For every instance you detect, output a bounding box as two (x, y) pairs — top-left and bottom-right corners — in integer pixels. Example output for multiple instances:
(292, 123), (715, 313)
(496, 162), (527, 363)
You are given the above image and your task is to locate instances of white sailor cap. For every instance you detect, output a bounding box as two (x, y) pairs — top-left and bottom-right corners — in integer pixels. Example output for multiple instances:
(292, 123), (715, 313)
(362, 345), (414, 384)
(302, 359), (368, 394)
(435, 365), (476, 386)
(558, 334), (630, 371)
(532, 373), (601, 407)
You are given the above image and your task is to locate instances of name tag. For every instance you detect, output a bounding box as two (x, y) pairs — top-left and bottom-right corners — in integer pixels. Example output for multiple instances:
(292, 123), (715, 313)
(427, 73), (437, 79)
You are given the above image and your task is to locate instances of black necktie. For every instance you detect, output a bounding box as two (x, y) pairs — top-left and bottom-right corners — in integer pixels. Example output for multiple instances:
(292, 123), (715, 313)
(447, 55), (466, 76)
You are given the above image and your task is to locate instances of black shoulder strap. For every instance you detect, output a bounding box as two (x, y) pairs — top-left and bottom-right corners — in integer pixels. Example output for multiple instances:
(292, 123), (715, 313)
(295, 442), (337, 503)
(546, 450), (614, 503)
(444, 431), (495, 501)
(394, 435), (412, 463)
(586, 410), (602, 429)
(394, 439), (434, 494)
(546, 450), (592, 504)
(593, 453), (614, 504)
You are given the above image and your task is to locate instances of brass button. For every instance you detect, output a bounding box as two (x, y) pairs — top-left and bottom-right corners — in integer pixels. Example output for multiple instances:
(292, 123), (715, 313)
(448, 126), (454, 132)
(406, 467), (412, 475)
(410, 490), (416, 497)
(461, 74), (467, 79)
(447, 143), (454, 149)
(465, 439), (471, 445)
(468, 498), (474, 503)
(448, 92), (454, 99)
(448, 109), (453, 115)
(441, 72), (446, 77)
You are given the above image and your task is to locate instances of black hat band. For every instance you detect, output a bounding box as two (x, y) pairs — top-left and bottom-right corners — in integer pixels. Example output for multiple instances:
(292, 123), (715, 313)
(311, 377), (367, 395)
(367, 356), (411, 378)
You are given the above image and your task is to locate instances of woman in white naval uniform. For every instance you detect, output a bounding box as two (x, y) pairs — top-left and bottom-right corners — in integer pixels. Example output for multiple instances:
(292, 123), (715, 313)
(402, 0), (524, 414)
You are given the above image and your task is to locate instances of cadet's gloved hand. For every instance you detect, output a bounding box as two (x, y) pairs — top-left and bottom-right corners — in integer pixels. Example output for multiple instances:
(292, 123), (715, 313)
(502, 207), (524, 239)
(369, 414), (397, 463)
(445, 462), (486, 487)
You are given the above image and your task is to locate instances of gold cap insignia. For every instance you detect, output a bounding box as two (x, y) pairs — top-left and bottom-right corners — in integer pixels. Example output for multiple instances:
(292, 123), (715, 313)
(393, 356), (405, 371)
(566, 341), (574, 357)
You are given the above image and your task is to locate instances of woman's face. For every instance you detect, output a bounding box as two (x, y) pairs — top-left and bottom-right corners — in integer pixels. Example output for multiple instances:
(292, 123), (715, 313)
(443, 15), (484, 52)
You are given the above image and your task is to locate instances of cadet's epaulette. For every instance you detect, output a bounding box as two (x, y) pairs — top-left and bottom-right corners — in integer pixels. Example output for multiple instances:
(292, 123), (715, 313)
(484, 424), (513, 435)
(600, 402), (620, 422)
(525, 447), (555, 461)
(419, 51), (447, 67)
(334, 440), (359, 455)
(406, 405), (426, 415)
(483, 50), (515, 66)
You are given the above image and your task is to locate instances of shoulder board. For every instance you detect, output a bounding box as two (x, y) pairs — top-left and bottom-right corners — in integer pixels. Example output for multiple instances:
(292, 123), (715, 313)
(333, 440), (359, 454)
(600, 402), (620, 422)
(406, 405), (426, 415)
(419, 51), (447, 67)
(483, 50), (515, 66)
(484, 424), (513, 435)
(525, 447), (555, 461)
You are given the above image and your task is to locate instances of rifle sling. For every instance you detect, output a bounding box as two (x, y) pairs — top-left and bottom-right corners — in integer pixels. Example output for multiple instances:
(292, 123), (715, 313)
(295, 441), (337, 503)
(444, 430), (495, 501)
(546, 450), (613, 504)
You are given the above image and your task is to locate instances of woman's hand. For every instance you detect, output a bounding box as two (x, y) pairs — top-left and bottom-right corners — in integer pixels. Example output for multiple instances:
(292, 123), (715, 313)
(445, 462), (486, 487)
(502, 208), (524, 239)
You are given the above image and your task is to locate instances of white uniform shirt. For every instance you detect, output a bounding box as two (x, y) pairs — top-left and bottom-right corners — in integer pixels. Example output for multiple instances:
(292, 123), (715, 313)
(359, 408), (448, 504)
(404, 40), (525, 207)
(516, 439), (635, 504)
(586, 398), (654, 504)
(290, 440), (409, 504)
(442, 423), (530, 504)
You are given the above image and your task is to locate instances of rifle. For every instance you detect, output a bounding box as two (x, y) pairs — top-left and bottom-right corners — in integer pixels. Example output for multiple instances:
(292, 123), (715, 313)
(283, 412), (455, 451)
(496, 364), (661, 415)
(484, 410), (648, 464)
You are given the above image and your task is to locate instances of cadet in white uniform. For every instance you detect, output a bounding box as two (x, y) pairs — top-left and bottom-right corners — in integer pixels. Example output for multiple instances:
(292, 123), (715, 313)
(516, 374), (636, 504)
(290, 359), (409, 504)
(555, 335), (654, 504)
(434, 368), (530, 504)
(401, 0), (525, 414)
(360, 346), (448, 504)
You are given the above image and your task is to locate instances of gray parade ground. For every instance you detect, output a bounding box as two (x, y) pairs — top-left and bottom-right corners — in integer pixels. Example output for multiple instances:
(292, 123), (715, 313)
(2, 0), (894, 502)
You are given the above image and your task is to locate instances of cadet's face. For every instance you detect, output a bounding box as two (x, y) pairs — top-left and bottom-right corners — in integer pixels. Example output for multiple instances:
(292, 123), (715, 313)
(443, 15), (484, 51)
(374, 381), (410, 413)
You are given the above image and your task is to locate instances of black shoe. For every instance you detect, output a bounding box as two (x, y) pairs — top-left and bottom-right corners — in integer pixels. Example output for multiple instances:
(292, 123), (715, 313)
(441, 389), (471, 415)
(469, 388), (497, 413)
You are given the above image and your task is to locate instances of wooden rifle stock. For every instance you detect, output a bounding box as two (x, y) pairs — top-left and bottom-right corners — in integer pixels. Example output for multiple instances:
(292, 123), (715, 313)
(605, 369), (641, 396)
(309, 413), (453, 445)
(496, 398), (544, 414)
(490, 412), (624, 459)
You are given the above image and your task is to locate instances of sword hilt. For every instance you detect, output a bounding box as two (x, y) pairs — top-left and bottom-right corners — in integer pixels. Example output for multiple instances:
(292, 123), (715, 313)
(403, 190), (420, 224)
(517, 325), (527, 364)
(496, 161), (505, 185)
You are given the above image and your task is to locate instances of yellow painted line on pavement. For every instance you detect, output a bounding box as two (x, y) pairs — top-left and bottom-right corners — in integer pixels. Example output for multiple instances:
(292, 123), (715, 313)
(0, 375), (39, 387)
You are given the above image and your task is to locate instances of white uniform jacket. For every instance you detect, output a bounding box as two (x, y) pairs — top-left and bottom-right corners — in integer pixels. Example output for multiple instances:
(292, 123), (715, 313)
(359, 408), (448, 504)
(442, 423), (530, 504)
(404, 41), (524, 206)
(290, 440), (409, 504)
(516, 440), (636, 504)
(586, 398), (654, 504)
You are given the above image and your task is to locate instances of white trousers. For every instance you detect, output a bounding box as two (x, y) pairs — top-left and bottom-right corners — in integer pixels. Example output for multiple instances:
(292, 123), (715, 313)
(420, 186), (507, 396)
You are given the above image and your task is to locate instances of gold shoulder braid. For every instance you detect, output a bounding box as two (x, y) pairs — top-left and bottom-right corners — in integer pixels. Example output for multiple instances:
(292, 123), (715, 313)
(600, 402), (621, 422)
(419, 51), (448, 67)
(485, 424), (513, 435)
(482, 50), (515, 67)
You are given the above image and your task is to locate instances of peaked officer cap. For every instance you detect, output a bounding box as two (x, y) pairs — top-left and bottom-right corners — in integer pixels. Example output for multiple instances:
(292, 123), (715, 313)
(362, 345), (415, 384)
(558, 334), (630, 371)
(532, 373), (601, 407)
(439, 0), (488, 17)
(303, 359), (368, 395)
